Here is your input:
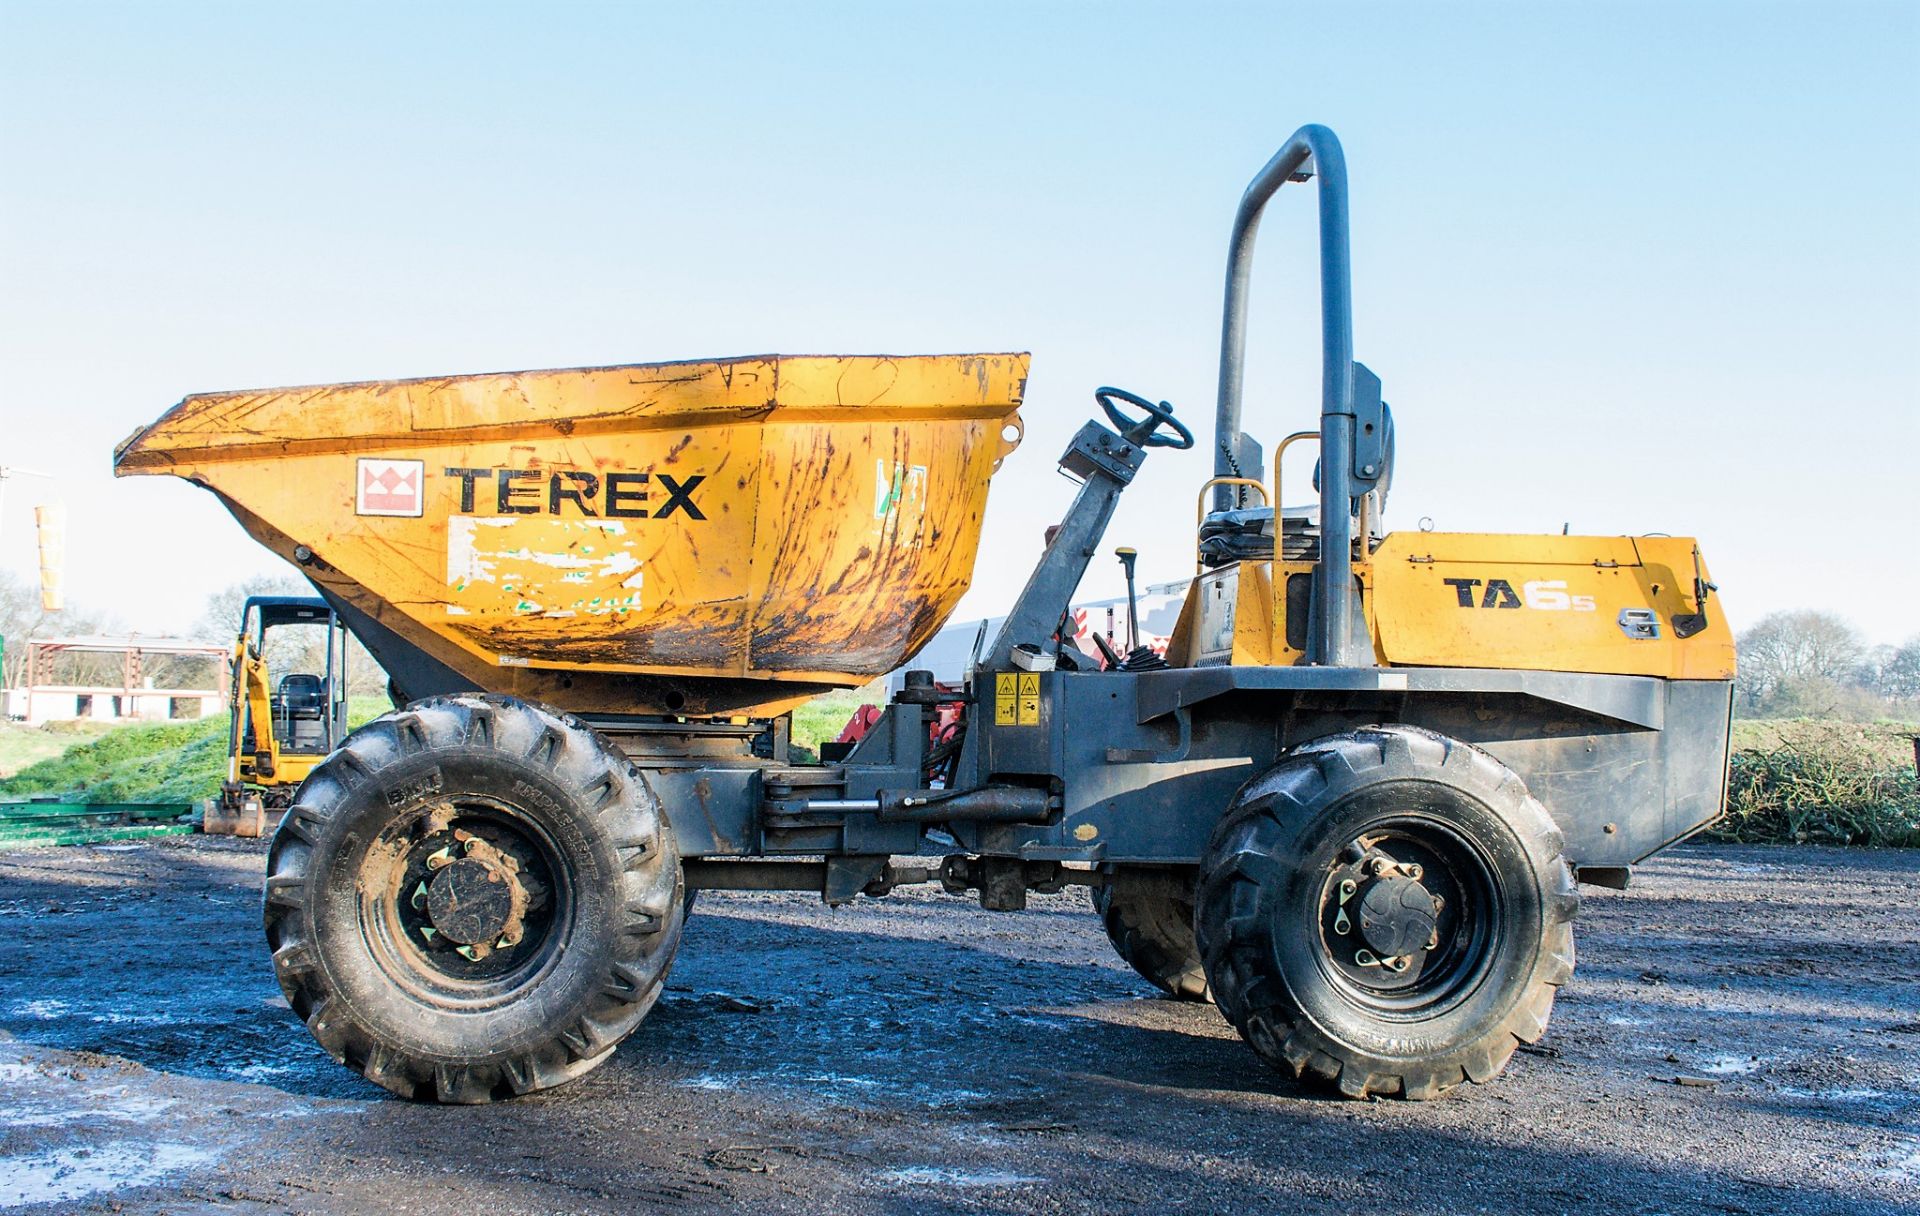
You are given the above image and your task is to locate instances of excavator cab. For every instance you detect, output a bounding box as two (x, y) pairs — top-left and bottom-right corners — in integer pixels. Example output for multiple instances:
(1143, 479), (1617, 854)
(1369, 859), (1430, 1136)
(205, 595), (349, 836)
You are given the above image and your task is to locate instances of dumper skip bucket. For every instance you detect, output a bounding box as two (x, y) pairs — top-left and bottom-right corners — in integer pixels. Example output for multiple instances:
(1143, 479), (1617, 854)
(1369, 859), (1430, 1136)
(116, 354), (1028, 718)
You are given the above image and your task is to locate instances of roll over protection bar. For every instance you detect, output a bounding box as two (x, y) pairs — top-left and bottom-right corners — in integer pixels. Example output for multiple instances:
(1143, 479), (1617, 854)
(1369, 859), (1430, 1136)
(1210, 123), (1372, 668)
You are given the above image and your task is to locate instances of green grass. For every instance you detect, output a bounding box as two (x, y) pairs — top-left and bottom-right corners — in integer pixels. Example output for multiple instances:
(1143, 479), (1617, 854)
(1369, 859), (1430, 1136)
(791, 684), (882, 754)
(1730, 718), (1918, 768)
(0, 696), (394, 805)
(0, 715), (230, 804)
(0, 720), (114, 779)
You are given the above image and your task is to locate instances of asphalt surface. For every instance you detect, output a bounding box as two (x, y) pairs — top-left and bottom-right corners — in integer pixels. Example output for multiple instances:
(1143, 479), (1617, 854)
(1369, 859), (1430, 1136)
(0, 838), (1916, 1215)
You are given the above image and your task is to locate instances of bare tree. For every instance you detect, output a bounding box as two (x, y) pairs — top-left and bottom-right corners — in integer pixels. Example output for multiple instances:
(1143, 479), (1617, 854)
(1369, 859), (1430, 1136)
(1, 571), (111, 689)
(198, 574), (389, 699)
(0, 571), (48, 688)
(195, 572), (314, 641)
(1735, 611), (1867, 715)
(1871, 637), (1920, 703)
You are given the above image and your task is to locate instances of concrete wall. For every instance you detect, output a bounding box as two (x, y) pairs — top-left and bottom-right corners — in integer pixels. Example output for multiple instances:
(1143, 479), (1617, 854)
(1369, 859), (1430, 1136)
(14, 688), (221, 725)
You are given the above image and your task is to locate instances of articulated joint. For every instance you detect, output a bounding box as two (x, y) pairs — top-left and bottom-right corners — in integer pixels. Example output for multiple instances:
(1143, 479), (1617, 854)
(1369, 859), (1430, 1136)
(940, 856), (1102, 911)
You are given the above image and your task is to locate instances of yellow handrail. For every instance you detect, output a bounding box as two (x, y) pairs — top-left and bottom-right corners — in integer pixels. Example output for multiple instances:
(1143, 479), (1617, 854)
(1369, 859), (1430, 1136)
(1271, 431), (1320, 522)
(1193, 477), (1270, 572)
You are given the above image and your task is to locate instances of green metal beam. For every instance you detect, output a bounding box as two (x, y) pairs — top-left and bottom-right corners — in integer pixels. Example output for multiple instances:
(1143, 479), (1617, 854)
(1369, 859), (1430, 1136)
(0, 800), (197, 848)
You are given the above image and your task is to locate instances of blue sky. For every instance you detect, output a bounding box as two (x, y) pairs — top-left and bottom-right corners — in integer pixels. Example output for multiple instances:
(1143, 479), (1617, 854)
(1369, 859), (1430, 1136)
(2, 1), (1915, 643)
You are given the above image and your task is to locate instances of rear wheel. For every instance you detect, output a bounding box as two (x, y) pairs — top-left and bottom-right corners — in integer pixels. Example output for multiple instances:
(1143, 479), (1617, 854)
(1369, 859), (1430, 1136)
(1091, 867), (1210, 1002)
(264, 694), (682, 1103)
(1195, 725), (1576, 1099)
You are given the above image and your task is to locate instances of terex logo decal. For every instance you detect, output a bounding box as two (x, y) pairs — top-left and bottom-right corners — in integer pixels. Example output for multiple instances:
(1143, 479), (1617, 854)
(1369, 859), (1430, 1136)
(357, 458), (425, 517)
(443, 468), (706, 520)
(1443, 577), (1595, 612)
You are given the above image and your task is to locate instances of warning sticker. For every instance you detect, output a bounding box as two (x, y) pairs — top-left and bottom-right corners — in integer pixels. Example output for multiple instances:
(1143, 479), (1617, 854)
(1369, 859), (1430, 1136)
(994, 672), (1044, 727)
(1017, 672), (1041, 726)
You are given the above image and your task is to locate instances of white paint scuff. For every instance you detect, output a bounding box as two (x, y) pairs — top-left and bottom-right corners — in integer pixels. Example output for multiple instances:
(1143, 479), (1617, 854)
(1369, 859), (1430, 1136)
(445, 516), (644, 617)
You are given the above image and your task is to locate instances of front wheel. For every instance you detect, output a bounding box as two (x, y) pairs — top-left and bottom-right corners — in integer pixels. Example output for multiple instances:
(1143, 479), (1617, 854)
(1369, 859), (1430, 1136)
(264, 694), (683, 1103)
(1195, 725), (1577, 1100)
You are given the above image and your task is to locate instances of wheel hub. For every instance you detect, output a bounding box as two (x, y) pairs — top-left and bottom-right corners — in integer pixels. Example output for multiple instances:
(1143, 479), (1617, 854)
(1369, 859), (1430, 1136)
(427, 857), (518, 945)
(1325, 839), (1465, 992)
(1356, 874), (1438, 959)
(412, 828), (532, 959)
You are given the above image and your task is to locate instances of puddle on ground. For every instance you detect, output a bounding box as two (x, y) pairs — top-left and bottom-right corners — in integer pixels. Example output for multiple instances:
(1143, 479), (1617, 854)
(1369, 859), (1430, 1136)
(0, 1037), (367, 1208)
(0, 1142), (211, 1209)
(0, 1086), (179, 1131)
(1777, 1086), (1906, 1107)
(672, 1068), (987, 1108)
(880, 1166), (1042, 1187)
(1697, 1053), (1765, 1076)
(678, 1074), (737, 1091)
(8, 1000), (71, 1021)
(1874, 1137), (1920, 1183)
(5, 1000), (175, 1030)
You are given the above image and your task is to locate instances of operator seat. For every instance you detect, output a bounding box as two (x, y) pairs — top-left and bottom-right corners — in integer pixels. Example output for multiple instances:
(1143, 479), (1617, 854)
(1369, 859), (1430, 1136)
(277, 674), (327, 752)
(1197, 504), (1323, 567)
(1200, 404), (1393, 568)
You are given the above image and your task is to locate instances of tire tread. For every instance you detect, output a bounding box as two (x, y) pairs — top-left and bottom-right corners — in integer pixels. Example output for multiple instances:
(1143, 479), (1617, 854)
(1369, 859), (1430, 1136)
(263, 693), (682, 1105)
(1194, 724), (1579, 1100)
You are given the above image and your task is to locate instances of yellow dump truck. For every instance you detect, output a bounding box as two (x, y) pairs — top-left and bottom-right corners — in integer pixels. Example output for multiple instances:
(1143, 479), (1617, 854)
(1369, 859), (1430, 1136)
(116, 125), (1733, 1105)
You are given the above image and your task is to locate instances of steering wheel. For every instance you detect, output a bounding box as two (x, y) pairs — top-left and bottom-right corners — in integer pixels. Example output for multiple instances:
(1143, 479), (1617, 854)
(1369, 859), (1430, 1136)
(1094, 387), (1195, 450)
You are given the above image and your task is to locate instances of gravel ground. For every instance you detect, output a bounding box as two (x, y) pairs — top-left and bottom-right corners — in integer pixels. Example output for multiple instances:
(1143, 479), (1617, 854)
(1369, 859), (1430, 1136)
(0, 838), (1915, 1215)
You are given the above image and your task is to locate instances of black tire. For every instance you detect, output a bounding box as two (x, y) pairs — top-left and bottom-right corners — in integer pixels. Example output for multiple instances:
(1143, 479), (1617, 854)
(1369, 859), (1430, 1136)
(1195, 725), (1577, 1100)
(264, 694), (682, 1103)
(1090, 867), (1211, 1002)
